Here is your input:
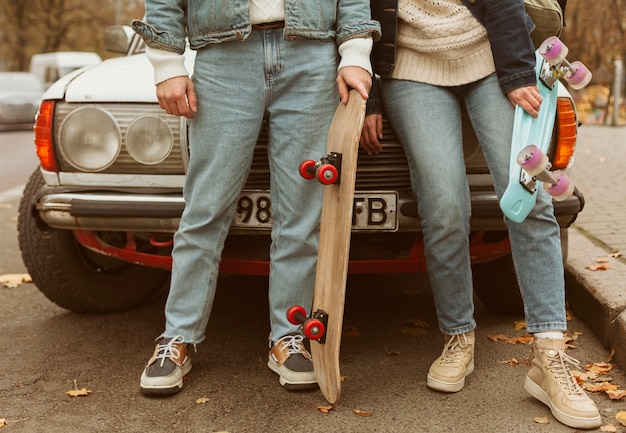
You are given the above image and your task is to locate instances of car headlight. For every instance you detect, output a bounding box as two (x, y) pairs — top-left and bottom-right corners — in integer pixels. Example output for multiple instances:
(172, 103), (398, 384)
(58, 107), (121, 172)
(125, 115), (173, 165)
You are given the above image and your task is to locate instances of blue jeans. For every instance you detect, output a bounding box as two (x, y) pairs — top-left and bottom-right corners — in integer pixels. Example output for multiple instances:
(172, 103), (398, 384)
(380, 74), (567, 335)
(163, 28), (339, 344)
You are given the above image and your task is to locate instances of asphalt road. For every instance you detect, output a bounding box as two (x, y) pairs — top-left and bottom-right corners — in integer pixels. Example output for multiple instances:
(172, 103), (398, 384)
(1, 130), (625, 433)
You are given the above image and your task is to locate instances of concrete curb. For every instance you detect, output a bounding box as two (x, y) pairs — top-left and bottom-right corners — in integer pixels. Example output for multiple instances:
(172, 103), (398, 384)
(565, 228), (626, 367)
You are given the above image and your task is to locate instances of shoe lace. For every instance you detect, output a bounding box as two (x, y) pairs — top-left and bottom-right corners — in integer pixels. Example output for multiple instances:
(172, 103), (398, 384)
(440, 334), (470, 363)
(155, 334), (185, 367)
(545, 349), (585, 396)
(275, 335), (307, 355)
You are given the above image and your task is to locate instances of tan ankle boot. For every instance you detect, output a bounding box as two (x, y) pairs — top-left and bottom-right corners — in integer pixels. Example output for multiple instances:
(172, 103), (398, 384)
(427, 331), (475, 392)
(525, 337), (601, 429)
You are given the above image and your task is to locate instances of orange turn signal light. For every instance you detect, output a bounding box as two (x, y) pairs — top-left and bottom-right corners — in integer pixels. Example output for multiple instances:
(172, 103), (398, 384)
(551, 97), (578, 170)
(34, 100), (58, 172)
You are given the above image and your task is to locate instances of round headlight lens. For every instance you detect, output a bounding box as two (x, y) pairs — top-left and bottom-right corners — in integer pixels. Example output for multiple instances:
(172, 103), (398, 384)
(59, 107), (121, 172)
(126, 116), (173, 165)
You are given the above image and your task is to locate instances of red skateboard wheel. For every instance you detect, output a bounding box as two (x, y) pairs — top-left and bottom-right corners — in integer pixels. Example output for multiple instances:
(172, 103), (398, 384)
(316, 163), (338, 185)
(303, 318), (325, 340)
(287, 305), (307, 325)
(299, 160), (317, 180)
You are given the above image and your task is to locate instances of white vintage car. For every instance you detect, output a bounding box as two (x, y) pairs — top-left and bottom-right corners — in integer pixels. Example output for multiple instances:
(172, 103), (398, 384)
(18, 26), (584, 314)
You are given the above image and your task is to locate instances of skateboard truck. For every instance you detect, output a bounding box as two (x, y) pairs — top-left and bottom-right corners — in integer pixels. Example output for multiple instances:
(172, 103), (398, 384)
(538, 36), (592, 91)
(299, 152), (343, 185)
(517, 144), (575, 200)
(287, 305), (329, 343)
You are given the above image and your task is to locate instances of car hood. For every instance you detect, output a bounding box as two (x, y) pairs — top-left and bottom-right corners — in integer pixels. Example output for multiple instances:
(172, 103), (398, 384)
(43, 52), (194, 103)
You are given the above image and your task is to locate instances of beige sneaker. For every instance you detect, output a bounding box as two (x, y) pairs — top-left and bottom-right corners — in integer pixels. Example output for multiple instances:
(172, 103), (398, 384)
(427, 331), (475, 392)
(525, 337), (601, 429)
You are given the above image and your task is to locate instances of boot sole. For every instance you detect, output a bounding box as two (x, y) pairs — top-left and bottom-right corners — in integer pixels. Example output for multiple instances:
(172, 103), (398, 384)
(524, 376), (601, 429)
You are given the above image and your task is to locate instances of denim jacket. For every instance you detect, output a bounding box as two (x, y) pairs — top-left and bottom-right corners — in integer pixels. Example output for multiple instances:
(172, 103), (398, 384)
(132, 0), (382, 54)
(368, 0), (537, 114)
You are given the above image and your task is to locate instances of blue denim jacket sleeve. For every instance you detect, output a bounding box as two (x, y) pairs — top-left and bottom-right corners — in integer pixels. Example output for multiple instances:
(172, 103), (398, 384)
(462, 0), (537, 94)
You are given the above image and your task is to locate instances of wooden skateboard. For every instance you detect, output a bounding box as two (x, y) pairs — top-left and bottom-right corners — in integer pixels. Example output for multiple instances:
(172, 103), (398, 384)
(287, 89), (366, 404)
(500, 36), (591, 223)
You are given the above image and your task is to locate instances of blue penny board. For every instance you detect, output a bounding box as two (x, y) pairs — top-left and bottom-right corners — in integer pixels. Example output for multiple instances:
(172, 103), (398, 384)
(500, 51), (559, 223)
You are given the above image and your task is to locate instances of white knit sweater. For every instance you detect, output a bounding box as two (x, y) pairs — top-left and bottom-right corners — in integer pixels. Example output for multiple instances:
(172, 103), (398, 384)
(392, 0), (496, 86)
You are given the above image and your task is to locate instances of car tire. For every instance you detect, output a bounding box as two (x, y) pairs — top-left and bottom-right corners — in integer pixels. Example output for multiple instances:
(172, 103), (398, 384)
(17, 168), (170, 313)
(472, 230), (568, 315)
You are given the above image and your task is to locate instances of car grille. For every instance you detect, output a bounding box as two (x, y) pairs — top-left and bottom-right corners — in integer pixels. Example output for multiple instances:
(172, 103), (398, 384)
(53, 103), (485, 191)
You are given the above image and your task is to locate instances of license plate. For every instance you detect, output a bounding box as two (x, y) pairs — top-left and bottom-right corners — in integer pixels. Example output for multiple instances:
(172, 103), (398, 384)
(233, 190), (398, 231)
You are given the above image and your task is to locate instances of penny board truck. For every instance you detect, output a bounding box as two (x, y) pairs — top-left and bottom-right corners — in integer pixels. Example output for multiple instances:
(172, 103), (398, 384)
(287, 89), (366, 404)
(500, 36), (591, 223)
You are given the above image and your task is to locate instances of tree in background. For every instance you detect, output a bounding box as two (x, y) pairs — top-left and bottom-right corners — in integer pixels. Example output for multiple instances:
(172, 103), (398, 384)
(0, 0), (144, 71)
(562, 0), (625, 85)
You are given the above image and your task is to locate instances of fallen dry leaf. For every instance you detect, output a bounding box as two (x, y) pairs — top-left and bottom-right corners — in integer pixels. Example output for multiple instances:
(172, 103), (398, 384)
(586, 362), (613, 375)
(353, 409), (373, 417)
(533, 416), (550, 424)
(499, 358), (520, 366)
(586, 381), (618, 393)
(66, 387), (91, 397)
(387, 351), (401, 356)
(616, 411), (626, 426)
(587, 263), (611, 271)
(196, 397), (210, 404)
(507, 335), (534, 345)
(66, 380), (92, 397)
(606, 389), (626, 400)
(0, 273), (32, 288)
(317, 405), (336, 414)
(600, 424), (618, 432)
(513, 320), (526, 330)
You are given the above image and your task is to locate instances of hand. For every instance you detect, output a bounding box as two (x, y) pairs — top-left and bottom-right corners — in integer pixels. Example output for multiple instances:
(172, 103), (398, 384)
(360, 114), (383, 155)
(336, 66), (372, 104)
(506, 85), (542, 118)
(155, 76), (198, 118)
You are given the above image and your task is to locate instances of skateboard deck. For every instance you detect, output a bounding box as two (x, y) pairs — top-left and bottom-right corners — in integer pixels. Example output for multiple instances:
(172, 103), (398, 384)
(500, 51), (560, 223)
(289, 89), (366, 404)
(500, 36), (590, 223)
(312, 90), (366, 404)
